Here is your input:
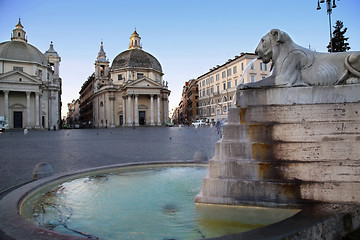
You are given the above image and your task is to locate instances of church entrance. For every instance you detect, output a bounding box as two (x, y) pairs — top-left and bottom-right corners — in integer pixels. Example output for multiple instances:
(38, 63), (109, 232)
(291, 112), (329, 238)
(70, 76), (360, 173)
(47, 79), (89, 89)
(13, 111), (22, 128)
(139, 111), (145, 125)
(119, 115), (123, 126)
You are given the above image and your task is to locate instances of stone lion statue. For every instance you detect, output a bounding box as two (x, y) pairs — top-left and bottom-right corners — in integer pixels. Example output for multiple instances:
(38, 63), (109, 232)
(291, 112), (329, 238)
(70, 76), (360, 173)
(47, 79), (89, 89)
(238, 29), (360, 89)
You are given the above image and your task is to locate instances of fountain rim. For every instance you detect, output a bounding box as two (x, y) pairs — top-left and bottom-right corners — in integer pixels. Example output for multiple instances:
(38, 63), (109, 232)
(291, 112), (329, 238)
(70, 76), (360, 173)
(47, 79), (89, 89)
(0, 161), (208, 240)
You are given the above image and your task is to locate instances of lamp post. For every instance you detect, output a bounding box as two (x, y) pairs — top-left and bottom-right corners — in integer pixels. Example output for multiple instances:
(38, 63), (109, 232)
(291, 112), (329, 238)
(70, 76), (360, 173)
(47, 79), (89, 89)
(317, 0), (338, 52)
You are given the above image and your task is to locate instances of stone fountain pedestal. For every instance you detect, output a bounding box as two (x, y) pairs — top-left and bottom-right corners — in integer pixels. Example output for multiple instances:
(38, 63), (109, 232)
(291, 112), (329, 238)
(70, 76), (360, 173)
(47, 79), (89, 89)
(195, 84), (360, 206)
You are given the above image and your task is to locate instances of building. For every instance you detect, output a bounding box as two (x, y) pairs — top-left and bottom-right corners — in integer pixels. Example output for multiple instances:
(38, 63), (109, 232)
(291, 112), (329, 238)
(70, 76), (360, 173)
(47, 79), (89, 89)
(176, 79), (199, 125)
(66, 99), (80, 128)
(0, 19), (62, 130)
(197, 53), (270, 123)
(185, 79), (199, 123)
(79, 73), (94, 128)
(88, 30), (170, 127)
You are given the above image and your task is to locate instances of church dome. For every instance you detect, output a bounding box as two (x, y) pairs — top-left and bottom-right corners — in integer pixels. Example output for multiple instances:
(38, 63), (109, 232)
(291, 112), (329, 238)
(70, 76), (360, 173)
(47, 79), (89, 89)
(0, 41), (48, 66)
(111, 48), (162, 73)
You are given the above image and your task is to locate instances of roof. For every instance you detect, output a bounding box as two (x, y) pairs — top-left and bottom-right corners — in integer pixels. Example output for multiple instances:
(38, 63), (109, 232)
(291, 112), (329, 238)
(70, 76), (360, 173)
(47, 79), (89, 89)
(111, 48), (162, 73)
(0, 40), (48, 66)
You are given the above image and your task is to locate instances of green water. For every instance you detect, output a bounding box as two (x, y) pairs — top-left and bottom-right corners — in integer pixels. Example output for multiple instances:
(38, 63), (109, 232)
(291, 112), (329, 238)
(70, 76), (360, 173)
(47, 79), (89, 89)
(21, 165), (299, 240)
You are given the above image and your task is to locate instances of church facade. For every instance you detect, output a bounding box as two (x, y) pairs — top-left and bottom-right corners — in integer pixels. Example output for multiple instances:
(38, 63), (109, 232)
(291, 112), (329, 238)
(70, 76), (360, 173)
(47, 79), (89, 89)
(90, 30), (170, 127)
(0, 19), (62, 130)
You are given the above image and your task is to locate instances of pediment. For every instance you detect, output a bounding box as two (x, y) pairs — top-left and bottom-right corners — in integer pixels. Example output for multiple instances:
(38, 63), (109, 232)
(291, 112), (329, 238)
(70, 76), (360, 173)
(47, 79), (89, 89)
(126, 77), (163, 88)
(0, 70), (41, 85)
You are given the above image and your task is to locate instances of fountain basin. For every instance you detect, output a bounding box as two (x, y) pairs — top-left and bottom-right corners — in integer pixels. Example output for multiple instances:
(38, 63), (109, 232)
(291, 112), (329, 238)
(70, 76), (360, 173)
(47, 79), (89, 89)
(0, 162), (300, 240)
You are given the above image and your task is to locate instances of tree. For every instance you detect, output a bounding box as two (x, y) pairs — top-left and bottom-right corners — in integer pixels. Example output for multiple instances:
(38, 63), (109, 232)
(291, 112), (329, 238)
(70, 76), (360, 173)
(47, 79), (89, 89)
(327, 20), (351, 52)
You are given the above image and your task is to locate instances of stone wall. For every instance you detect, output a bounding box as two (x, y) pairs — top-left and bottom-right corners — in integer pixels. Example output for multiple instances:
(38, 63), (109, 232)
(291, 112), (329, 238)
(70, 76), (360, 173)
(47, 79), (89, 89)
(195, 85), (360, 206)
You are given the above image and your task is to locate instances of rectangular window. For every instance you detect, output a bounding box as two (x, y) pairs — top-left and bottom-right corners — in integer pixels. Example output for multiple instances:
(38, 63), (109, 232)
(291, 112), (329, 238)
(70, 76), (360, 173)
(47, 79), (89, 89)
(118, 74), (123, 81)
(250, 63), (254, 70)
(217, 85), (220, 94)
(202, 90), (205, 96)
(210, 76), (214, 83)
(202, 80), (205, 86)
(233, 66), (237, 74)
(206, 78), (209, 85)
(211, 87), (213, 94)
(260, 63), (267, 71)
(206, 89), (209, 96)
(227, 68), (231, 76)
(251, 75), (255, 82)
(227, 81), (231, 88)
(137, 73), (144, 79)
(235, 79), (237, 86)
(223, 82), (226, 90)
(241, 62), (244, 71)
(222, 71), (226, 79)
(216, 74), (219, 81)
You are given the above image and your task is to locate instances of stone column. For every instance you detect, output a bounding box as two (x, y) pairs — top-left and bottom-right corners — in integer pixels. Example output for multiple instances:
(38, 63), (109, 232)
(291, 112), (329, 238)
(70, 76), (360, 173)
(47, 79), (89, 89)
(109, 95), (115, 128)
(26, 92), (31, 128)
(157, 94), (161, 126)
(150, 95), (154, 126)
(4, 91), (9, 124)
(122, 96), (126, 126)
(164, 97), (168, 123)
(135, 94), (139, 126)
(48, 91), (53, 130)
(127, 95), (132, 126)
(35, 92), (40, 128)
(54, 92), (59, 130)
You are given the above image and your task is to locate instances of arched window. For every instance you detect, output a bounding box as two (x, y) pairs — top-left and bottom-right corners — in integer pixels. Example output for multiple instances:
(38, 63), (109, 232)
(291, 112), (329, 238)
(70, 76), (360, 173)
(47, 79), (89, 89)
(100, 101), (104, 107)
(18, 33), (21, 37)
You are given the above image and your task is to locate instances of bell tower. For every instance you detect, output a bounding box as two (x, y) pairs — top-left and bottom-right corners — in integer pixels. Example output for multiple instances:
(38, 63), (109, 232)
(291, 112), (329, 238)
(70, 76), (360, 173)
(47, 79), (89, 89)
(11, 18), (27, 42)
(94, 41), (110, 90)
(129, 29), (142, 50)
(45, 42), (61, 78)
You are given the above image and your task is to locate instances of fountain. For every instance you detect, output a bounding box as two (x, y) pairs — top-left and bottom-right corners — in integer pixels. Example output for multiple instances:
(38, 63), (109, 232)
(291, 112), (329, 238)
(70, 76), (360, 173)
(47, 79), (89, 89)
(195, 29), (360, 238)
(0, 163), (298, 239)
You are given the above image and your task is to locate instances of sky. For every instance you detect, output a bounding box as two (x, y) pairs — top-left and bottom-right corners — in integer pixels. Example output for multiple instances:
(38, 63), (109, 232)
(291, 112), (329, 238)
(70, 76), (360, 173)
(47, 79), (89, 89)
(1, 0), (359, 118)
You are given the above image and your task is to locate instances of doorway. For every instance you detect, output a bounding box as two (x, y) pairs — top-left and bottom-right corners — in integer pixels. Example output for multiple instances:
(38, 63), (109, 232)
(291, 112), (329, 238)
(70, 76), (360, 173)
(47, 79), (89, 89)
(139, 111), (146, 125)
(13, 111), (23, 128)
(119, 115), (123, 126)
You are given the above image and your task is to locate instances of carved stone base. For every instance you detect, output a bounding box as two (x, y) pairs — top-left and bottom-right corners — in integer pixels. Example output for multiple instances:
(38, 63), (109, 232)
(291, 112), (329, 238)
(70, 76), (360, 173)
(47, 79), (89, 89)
(195, 85), (360, 206)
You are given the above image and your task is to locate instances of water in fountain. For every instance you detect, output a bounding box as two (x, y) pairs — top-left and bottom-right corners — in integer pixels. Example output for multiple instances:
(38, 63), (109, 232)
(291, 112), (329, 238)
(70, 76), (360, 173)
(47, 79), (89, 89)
(21, 165), (299, 240)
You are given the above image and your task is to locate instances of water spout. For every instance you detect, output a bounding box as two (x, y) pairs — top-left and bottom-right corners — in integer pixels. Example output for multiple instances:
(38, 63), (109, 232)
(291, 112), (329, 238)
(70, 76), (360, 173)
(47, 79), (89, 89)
(232, 57), (258, 106)
(239, 57), (258, 86)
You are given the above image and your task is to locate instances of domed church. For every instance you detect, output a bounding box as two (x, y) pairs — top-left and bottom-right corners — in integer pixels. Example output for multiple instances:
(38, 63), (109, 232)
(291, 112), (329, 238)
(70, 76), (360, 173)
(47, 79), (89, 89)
(0, 19), (61, 130)
(91, 30), (170, 127)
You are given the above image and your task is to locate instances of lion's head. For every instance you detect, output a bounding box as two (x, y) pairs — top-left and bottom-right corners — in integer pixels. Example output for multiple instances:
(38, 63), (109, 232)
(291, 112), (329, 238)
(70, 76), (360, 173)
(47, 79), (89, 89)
(255, 29), (290, 64)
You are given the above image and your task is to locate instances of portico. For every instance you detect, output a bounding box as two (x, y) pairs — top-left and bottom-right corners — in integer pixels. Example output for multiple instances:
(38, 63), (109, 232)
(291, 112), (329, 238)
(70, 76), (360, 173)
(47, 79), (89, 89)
(1, 90), (48, 129)
(123, 93), (164, 126)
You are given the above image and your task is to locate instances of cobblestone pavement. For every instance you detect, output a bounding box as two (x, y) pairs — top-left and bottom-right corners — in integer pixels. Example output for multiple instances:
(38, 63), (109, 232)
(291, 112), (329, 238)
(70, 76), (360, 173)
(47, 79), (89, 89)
(0, 126), (221, 192)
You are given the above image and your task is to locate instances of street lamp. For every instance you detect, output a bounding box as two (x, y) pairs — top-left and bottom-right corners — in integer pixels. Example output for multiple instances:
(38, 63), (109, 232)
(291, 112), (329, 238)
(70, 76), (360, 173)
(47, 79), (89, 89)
(317, 0), (338, 52)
